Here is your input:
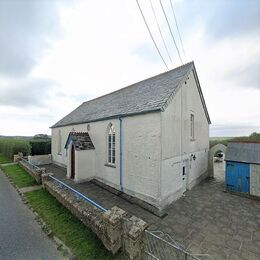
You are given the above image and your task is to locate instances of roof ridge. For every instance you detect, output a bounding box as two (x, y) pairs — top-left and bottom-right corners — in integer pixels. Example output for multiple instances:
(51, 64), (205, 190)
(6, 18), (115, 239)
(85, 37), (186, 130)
(160, 62), (194, 112)
(82, 61), (194, 105)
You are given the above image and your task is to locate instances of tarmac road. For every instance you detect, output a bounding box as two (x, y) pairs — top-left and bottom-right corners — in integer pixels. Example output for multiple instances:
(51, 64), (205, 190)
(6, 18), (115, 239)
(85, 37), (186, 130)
(0, 170), (62, 260)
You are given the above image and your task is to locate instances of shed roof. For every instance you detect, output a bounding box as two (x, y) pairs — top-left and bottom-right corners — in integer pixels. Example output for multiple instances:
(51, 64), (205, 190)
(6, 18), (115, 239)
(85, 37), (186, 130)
(52, 61), (210, 128)
(225, 142), (260, 164)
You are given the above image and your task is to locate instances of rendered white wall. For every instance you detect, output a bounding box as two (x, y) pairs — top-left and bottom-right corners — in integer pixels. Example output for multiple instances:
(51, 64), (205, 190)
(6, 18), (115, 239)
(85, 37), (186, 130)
(75, 150), (95, 183)
(52, 118), (120, 188)
(250, 164), (260, 197)
(122, 112), (161, 206)
(160, 69), (209, 207)
(51, 112), (161, 207)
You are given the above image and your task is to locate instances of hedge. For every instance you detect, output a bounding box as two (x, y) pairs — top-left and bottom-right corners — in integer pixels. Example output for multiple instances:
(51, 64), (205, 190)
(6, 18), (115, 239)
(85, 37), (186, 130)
(0, 139), (31, 160)
(30, 140), (51, 156)
(0, 138), (51, 159)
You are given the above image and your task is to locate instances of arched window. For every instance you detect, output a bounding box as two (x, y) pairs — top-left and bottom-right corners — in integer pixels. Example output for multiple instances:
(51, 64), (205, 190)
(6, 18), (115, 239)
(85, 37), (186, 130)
(107, 124), (115, 164)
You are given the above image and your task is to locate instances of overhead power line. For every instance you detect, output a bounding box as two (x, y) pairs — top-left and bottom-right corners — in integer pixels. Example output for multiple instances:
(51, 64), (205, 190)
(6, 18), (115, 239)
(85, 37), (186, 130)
(136, 0), (169, 70)
(149, 0), (173, 66)
(159, 0), (183, 64)
(169, 0), (186, 59)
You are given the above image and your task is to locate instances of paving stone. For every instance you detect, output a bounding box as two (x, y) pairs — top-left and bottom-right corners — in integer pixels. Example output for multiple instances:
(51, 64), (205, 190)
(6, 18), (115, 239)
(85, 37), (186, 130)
(206, 249), (228, 260)
(204, 224), (220, 234)
(239, 248), (260, 260)
(252, 231), (260, 241)
(242, 241), (260, 255)
(204, 233), (226, 247)
(229, 253), (246, 260)
(182, 237), (193, 249)
(222, 227), (235, 236)
(226, 238), (242, 251)
(234, 229), (252, 242)
(187, 243), (206, 254)
(188, 231), (206, 245)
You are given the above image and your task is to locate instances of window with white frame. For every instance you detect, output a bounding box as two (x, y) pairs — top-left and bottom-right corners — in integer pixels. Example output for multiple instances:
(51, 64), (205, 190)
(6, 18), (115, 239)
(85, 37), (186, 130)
(107, 124), (116, 164)
(190, 113), (195, 140)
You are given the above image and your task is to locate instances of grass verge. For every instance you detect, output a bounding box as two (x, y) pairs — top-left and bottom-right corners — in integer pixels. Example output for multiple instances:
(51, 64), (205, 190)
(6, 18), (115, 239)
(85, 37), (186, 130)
(0, 153), (12, 164)
(1, 164), (37, 188)
(24, 189), (115, 260)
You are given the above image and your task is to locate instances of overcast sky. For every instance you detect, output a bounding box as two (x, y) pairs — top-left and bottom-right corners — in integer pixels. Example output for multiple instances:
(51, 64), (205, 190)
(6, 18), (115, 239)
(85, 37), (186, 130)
(0, 0), (259, 137)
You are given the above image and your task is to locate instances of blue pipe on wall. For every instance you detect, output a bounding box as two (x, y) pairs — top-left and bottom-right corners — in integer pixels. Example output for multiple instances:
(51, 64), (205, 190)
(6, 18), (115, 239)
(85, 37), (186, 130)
(119, 117), (123, 191)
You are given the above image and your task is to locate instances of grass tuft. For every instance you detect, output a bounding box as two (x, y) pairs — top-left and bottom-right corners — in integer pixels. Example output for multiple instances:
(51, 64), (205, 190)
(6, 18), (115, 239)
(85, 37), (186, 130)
(2, 164), (37, 188)
(24, 189), (115, 260)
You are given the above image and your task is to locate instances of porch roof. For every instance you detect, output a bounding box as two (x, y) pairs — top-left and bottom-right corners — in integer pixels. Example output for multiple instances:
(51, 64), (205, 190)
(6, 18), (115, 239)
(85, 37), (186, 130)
(64, 132), (95, 151)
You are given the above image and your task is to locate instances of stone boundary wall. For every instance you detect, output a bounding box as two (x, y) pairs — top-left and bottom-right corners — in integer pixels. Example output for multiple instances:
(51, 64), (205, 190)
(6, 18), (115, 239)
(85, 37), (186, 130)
(18, 160), (43, 184)
(41, 174), (148, 259)
(28, 154), (52, 166)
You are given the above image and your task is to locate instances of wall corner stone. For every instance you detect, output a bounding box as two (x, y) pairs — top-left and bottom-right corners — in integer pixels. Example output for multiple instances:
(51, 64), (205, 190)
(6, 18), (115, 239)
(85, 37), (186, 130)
(102, 206), (127, 254)
(123, 216), (148, 260)
(41, 172), (53, 187)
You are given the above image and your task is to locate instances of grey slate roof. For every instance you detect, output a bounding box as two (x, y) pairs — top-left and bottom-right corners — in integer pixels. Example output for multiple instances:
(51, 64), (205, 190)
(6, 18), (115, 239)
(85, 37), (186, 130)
(225, 142), (260, 164)
(52, 62), (210, 128)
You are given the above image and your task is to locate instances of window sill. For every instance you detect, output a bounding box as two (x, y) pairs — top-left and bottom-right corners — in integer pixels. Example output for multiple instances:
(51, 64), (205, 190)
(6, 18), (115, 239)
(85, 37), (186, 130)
(104, 163), (116, 168)
(190, 139), (195, 142)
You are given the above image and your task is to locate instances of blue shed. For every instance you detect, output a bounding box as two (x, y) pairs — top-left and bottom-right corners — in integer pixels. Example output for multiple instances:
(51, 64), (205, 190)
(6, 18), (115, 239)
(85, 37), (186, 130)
(225, 142), (260, 195)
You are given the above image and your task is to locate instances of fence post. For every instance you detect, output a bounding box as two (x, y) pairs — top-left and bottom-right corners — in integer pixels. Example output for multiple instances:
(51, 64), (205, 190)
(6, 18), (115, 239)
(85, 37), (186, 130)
(123, 215), (148, 260)
(102, 206), (127, 254)
(13, 154), (20, 162)
(41, 173), (53, 188)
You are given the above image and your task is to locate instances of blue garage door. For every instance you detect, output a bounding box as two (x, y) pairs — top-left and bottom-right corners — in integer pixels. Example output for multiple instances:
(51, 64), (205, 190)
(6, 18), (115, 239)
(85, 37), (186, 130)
(226, 162), (249, 193)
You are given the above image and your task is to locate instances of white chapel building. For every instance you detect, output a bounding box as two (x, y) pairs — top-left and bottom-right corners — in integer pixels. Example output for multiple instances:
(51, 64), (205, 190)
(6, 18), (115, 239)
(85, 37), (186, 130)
(51, 62), (211, 211)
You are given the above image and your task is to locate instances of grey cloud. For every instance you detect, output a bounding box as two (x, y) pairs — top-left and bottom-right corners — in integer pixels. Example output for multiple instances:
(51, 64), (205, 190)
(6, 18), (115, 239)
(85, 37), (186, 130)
(205, 0), (260, 38)
(210, 124), (260, 137)
(0, 0), (67, 77)
(53, 91), (91, 104)
(0, 78), (54, 107)
(177, 0), (260, 39)
(225, 60), (260, 89)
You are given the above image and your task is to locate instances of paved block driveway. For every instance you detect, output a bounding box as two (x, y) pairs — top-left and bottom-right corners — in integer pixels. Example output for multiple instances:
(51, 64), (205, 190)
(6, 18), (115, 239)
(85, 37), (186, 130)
(45, 162), (260, 260)
(149, 162), (260, 260)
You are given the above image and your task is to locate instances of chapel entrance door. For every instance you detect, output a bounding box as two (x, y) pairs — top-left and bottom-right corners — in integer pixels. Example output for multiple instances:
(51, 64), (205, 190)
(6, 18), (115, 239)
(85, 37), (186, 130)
(182, 159), (189, 193)
(71, 145), (75, 179)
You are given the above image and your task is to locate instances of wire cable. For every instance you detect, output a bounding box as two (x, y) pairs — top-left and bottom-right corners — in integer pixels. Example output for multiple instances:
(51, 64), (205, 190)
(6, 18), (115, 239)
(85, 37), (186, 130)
(159, 0), (183, 64)
(136, 0), (169, 70)
(149, 0), (173, 66)
(169, 0), (186, 59)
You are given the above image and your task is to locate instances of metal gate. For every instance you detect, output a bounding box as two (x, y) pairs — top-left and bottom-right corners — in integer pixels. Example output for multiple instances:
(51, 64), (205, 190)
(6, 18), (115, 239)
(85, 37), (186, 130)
(144, 230), (213, 260)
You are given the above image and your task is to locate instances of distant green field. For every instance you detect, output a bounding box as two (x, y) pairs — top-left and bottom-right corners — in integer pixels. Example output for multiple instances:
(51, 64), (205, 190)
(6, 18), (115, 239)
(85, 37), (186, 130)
(0, 153), (12, 164)
(209, 137), (233, 147)
(210, 132), (260, 147)
(210, 137), (234, 141)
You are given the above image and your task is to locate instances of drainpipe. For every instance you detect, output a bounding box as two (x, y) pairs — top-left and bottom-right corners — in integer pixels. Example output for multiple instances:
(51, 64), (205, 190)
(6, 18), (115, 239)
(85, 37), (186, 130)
(119, 117), (123, 191)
